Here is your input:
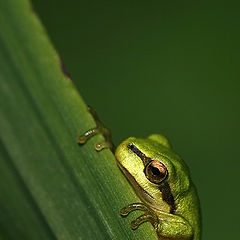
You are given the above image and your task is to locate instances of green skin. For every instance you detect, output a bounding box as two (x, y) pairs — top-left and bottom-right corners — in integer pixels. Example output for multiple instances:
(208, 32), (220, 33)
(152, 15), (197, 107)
(115, 134), (201, 240)
(78, 107), (201, 240)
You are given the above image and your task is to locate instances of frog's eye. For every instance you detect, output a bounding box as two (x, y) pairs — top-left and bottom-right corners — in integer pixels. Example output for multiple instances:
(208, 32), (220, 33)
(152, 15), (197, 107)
(144, 160), (168, 184)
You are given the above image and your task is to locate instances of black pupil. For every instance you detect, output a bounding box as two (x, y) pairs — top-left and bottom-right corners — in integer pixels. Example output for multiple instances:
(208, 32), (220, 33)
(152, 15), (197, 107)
(151, 166), (161, 176)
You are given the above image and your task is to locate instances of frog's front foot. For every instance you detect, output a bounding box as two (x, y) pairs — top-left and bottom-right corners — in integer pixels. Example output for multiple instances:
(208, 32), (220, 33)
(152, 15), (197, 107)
(77, 106), (115, 152)
(77, 127), (114, 151)
(120, 202), (159, 230)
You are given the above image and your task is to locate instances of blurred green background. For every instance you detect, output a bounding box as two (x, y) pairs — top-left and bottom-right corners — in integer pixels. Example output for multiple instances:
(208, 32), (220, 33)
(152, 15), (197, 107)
(31, 0), (239, 239)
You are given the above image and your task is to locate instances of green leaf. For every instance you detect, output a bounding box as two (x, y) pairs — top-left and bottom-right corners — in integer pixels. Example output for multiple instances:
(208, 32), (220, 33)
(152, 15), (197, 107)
(0, 0), (156, 239)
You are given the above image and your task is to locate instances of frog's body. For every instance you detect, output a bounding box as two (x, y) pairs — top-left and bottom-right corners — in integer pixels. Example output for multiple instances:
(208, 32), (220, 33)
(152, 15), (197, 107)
(78, 107), (201, 240)
(116, 135), (201, 240)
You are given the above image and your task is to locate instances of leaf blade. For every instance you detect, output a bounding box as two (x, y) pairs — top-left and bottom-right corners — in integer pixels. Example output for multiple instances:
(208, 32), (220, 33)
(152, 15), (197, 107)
(0, 0), (157, 239)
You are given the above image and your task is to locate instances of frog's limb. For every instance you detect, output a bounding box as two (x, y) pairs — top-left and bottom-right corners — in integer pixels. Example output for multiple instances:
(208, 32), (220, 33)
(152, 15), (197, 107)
(77, 106), (115, 152)
(120, 203), (193, 239)
(156, 210), (193, 239)
(120, 203), (159, 230)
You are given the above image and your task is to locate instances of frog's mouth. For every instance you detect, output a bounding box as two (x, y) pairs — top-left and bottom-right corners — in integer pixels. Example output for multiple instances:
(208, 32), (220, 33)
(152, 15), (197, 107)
(117, 161), (154, 201)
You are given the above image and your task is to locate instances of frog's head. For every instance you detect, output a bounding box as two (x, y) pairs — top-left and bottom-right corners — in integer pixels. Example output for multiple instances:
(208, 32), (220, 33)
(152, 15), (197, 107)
(115, 134), (191, 213)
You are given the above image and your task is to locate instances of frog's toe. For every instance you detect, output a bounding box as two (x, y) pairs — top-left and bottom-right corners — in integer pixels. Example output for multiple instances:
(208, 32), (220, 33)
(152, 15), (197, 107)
(120, 202), (153, 215)
(94, 141), (114, 151)
(77, 128), (100, 144)
(120, 206), (131, 216)
(130, 214), (156, 230)
(77, 134), (88, 144)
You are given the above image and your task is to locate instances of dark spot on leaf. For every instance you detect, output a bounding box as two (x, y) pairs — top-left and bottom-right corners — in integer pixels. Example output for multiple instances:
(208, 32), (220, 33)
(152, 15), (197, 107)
(59, 58), (72, 79)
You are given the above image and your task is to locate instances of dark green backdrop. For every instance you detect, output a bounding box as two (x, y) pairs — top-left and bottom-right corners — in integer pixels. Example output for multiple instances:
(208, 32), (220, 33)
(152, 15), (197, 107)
(31, 0), (240, 239)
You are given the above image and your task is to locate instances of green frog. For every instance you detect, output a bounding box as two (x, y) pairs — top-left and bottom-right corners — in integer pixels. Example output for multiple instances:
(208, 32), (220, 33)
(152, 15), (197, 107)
(78, 107), (201, 240)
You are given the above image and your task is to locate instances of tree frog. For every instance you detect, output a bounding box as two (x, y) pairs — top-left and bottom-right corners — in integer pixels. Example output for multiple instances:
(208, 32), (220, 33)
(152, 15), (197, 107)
(78, 107), (201, 240)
